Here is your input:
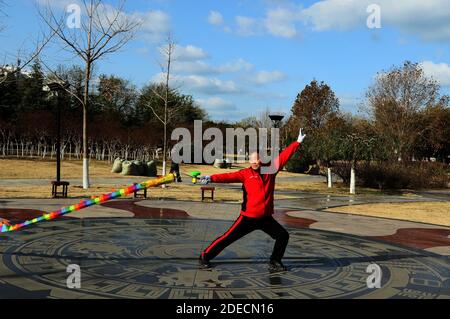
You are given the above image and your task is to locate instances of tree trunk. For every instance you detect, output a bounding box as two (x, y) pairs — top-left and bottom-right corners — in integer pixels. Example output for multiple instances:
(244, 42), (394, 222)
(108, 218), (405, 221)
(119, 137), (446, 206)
(83, 60), (91, 189)
(327, 167), (332, 188)
(350, 164), (356, 194)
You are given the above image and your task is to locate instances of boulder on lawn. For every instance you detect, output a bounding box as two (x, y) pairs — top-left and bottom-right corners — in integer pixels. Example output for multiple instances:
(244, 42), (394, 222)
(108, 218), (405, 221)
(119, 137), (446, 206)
(121, 161), (139, 176)
(133, 160), (145, 176)
(146, 161), (158, 177)
(111, 158), (124, 173)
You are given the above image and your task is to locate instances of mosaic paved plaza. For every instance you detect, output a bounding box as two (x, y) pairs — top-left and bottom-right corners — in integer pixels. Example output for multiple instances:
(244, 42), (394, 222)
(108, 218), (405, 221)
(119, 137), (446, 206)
(1, 196), (449, 299)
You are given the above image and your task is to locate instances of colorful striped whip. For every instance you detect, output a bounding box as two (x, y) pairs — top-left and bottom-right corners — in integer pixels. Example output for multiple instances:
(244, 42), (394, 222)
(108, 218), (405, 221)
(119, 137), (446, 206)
(0, 173), (175, 233)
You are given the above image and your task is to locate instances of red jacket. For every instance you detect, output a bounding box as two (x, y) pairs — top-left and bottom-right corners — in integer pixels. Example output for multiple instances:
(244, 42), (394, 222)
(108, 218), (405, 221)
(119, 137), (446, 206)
(211, 141), (301, 218)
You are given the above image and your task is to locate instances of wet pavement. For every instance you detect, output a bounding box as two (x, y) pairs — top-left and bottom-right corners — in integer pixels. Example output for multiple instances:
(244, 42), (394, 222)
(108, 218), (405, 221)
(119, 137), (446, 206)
(0, 216), (449, 299)
(0, 189), (449, 299)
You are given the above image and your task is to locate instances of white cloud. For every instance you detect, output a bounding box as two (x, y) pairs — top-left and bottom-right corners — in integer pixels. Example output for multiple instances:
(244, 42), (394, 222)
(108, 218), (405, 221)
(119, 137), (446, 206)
(218, 59), (253, 73)
(197, 97), (250, 121)
(135, 10), (171, 42)
(300, 0), (366, 31)
(172, 61), (214, 74)
(236, 16), (259, 36)
(420, 61), (450, 86)
(248, 71), (286, 85)
(173, 58), (252, 75)
(197, 97), (236, 110)
(151, 73), (241, 94)
(222, 0), (450, 42)
(229, 4), (303, 38)
(153, 42), (286, 106)
(170, 45), (208, 61)
(37, 0), (171, 42)
(300, 0), (450, 42)
(184, 75), (241, 94)
(37, 0), (74, 9)
(264, 6), (301, 38)
(208, 11), (224, 25)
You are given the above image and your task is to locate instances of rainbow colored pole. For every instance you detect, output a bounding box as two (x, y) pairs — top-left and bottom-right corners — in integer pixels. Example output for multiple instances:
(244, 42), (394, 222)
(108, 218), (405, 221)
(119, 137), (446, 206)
(1, 173), (175, 233)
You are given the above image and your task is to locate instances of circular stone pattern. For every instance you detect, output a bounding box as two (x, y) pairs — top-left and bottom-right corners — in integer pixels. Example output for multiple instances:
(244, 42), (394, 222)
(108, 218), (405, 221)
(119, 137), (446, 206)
(0, 218), (449, 299)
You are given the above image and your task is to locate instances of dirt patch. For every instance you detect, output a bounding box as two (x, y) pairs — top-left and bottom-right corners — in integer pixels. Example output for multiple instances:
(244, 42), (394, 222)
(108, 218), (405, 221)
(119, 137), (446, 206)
(325, 202), (450, 226)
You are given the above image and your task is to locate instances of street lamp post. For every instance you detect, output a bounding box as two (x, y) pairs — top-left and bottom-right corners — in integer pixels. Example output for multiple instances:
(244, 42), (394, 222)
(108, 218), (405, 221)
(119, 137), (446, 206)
(45, 80), (70, 198)
(47, 81), (69, 182)
(268, 113), (284, 129)
(268, 113), (284, 155)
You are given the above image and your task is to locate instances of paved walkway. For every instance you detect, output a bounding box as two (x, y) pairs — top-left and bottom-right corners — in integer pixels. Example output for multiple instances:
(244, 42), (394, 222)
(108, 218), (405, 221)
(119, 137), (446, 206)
(2, 187), (449, 254)
(0, 187), (449, 299)
(0, 174), (327, 186)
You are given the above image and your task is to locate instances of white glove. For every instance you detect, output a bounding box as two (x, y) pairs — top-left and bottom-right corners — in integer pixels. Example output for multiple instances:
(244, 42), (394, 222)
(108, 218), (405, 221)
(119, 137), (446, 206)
(297, 128), (306, 143)
(198, 176), (211, 185)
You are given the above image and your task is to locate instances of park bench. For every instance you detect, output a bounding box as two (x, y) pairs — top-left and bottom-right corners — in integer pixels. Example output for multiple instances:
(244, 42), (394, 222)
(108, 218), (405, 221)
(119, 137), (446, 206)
(201, 186), (215, 201)
(133, 183), (147, 198)
(51, 181), (70, 198)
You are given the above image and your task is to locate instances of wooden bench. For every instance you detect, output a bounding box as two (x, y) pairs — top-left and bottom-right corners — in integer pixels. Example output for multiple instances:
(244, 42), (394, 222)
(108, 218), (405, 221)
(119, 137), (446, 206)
(133, 183), (147, 198)
(51, 181), (70, 198)
(201, 186), (215, 201)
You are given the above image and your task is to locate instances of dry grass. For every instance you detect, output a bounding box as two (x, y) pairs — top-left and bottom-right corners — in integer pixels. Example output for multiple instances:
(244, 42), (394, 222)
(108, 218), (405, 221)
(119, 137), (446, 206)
(0, 158), (300, 201)
(0, 158), (309, 179)
(326, 202), (450, 226)
(0, 158), (244, 179)
(0, 158), (119, 179)
(2, 158), (449, 226)
(0, 182), (299, 201)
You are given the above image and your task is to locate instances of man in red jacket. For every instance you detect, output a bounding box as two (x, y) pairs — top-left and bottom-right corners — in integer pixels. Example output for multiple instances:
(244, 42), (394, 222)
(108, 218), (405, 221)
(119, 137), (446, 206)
(198, 129), (306, 272)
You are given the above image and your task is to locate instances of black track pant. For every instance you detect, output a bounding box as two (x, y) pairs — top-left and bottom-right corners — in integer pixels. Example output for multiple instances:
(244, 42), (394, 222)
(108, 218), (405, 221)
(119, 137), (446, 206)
(201, 215), (289, 262)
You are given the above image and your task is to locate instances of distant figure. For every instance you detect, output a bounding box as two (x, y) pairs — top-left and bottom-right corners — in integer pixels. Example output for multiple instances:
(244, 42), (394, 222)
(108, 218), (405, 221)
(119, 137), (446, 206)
(170, 160), (182, 182)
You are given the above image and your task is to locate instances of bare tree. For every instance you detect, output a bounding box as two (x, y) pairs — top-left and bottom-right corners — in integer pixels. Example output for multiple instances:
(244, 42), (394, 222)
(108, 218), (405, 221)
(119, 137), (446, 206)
(235, 116), (261, 128)
(0, 30), (55, 84)
(258, 107), (275, 129)
(366, 61), (440, 161)
(38, 0), (141, 188)
(148, 35), (177, 176)
(0, 1), (57, 84)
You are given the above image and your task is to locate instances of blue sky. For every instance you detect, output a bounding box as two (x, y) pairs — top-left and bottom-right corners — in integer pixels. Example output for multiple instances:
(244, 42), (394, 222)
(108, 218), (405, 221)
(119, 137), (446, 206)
(2, 0), (450, 121)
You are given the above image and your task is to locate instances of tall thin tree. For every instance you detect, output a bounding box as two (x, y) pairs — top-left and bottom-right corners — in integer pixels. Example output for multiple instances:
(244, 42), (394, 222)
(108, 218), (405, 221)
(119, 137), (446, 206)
(148, 35), (176, 176)
(39, 0), (141, 188)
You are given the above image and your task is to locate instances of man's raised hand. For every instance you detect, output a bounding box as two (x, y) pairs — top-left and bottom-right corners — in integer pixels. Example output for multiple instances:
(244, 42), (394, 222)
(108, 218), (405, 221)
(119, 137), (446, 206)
(297, 128), (306, 143)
